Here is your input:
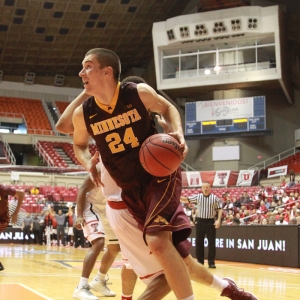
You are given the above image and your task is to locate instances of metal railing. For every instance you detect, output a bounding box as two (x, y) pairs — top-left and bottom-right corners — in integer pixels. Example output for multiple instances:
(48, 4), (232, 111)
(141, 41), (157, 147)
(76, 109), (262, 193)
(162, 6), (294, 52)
(248, 147), (300, 171)
(0, 132), (16, 165)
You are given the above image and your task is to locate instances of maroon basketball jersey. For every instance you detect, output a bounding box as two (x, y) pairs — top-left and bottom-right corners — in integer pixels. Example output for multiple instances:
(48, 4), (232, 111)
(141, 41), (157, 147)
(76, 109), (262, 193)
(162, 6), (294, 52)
(83, 82), (157, 187)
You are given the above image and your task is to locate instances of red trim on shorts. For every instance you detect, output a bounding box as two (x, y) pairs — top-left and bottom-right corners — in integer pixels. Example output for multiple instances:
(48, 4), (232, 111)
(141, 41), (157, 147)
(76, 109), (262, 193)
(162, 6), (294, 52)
(139, 269), (164, 280)
(107, 201), (127, 210)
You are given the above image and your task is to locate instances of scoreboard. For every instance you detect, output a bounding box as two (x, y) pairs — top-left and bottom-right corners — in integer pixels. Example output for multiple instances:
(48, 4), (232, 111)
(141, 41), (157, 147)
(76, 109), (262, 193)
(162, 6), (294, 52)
(185, 96), (266, 136)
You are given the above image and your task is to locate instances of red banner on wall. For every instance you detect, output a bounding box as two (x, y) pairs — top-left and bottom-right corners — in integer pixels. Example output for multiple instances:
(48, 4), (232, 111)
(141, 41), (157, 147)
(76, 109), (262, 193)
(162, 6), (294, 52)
(182, 170), (258, 187)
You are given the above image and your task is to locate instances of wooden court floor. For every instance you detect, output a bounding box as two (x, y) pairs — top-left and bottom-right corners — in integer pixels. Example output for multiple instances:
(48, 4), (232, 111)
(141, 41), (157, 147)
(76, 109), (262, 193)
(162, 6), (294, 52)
(0, 244), (299, 300)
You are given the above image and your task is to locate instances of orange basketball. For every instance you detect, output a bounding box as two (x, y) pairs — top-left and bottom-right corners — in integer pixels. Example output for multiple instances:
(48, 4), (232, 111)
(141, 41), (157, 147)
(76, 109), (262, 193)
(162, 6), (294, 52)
(139, 133), (183, 177)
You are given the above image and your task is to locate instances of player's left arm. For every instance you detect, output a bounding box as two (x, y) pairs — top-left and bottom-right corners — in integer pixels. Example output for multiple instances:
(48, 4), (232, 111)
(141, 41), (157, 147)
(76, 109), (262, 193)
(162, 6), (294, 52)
(10, 189), (24, 224)
(137, 83), (188, 159)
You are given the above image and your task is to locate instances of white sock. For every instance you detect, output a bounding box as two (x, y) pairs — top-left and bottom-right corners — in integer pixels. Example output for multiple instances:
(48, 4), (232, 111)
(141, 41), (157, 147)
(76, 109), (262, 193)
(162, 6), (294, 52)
(78, 277), (89, 288)
(180, 295), (194, 300)
(96, 271), (106, 281)
(210, 275), (229, 292)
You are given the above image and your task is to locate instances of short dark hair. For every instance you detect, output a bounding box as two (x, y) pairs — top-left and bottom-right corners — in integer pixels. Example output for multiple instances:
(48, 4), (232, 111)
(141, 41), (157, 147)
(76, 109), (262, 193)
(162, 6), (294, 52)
(85, 48), (121, 81)
(232, 218), (240, 224)
(121, 76), (146, 84)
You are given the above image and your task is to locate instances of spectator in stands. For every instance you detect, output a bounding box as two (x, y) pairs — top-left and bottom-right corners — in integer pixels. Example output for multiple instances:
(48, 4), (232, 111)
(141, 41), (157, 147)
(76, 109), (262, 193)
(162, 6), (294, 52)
(269, 201), (277, 212)
(232, 196), (241, 210)
(254, 210), (264, 224)
(289, 217), (297, 225)
(67, 207), (75, 246)
(258, 200), (268, 214)
(291, 206), (300, 218)
(296, 215), (300, 225)
(275, 214), (289, 225)
(285, 195), (295, 210)
(243, 210), (251, 224)
(54, 208), (71, 247)
(38, 210), (46, 245)
(272, 191), (282, 203)
(50, 210), (58, 245)
(261, 218), (269, 225)
(45, 210), (52, 245)
(32, 213), (40, 244)
(240, 191), (251, 207)
(183, 203), (192, 219)
(36, 195), (45, 204)
(277, 199), (283, 208)
(223, 198), (233, 212)
(280, 176), (286, 187)
(232, 218), (240, 226)
(282, 192), (289, 204)
(30, 186), (39, 195)
(254, 189), (262, 202)
(268, 216), (276, 225)
(22, 212), (33, 244)
(234, 213), (243, 225)
(264, 198), (271, 210)
(288, 169), (295, 187)
(224, 213), (233, 225)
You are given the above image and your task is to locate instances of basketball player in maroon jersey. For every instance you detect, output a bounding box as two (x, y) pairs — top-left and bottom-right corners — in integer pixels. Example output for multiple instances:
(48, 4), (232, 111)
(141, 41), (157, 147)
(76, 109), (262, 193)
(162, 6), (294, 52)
(0, 184), (24, 270)
(72, 48), (193, 300)
(57, 74), (258, 300)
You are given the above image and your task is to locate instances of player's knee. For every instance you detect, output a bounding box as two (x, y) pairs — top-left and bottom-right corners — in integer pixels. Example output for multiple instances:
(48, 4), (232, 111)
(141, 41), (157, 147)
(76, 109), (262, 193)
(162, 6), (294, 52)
(91, 237), (105, 250)
(146, 234), (169, 254)
(107, 243), (120, 255)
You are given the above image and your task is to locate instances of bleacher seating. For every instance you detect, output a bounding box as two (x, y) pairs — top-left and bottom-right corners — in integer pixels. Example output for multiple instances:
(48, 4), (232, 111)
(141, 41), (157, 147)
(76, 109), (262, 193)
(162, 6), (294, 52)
(268, 152), (300, 169)
(36, 140), (98, 167)
(0, 96), (53, 135)
(56, 101), (70, 115)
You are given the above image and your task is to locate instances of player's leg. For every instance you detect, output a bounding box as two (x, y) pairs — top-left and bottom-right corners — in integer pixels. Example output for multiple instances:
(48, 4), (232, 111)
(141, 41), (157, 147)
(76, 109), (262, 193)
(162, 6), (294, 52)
(90, 243), (118, 297)
(73, 237), (104, 300)
(137, 274), (171, 300)
(146, 231), (193, 300)
(74, 203), (107, 300)
(120, 265), (138, 300)
(183, 252), (258, 299)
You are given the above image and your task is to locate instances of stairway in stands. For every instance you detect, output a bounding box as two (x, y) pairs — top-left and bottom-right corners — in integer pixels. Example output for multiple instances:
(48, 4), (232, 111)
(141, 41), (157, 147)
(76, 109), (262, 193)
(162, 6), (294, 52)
(53, 146), (76, 167)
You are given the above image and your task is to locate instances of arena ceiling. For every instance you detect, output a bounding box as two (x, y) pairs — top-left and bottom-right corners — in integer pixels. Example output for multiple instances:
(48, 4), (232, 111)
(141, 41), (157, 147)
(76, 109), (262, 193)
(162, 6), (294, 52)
(0, 0), (299, 92)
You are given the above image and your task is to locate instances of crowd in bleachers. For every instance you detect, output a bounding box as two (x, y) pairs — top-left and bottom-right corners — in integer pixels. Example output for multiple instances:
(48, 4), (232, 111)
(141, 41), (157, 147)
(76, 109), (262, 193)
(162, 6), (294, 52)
(181, 181), (300, 226)
(6, 181), (300, 228)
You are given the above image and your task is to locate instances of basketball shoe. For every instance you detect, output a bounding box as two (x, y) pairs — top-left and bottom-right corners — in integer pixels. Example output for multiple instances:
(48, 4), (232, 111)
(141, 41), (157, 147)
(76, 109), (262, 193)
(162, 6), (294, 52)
(221, 278), (258, 300)
(0, 262), (4, 271)
(90, 277), (116, 297)
(73, 285), (98, 300)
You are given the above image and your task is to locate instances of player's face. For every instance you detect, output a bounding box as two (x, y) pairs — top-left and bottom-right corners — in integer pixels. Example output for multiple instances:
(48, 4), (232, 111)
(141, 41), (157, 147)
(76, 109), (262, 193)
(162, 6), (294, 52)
(79, 54), (107, 94)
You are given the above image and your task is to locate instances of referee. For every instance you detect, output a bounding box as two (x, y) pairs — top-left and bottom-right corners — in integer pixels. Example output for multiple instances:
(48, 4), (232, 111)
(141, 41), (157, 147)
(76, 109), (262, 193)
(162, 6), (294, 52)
(187, 182), (223, 268)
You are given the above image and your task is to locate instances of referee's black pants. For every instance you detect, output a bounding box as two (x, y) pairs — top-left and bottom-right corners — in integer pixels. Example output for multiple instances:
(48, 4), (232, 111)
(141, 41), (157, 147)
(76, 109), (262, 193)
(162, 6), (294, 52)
(195, 218), (216, 265)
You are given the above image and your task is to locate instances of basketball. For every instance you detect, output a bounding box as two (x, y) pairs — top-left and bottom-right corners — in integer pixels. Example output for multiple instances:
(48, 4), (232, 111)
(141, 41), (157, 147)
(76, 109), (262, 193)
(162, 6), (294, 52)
(139, 133), (183, 177)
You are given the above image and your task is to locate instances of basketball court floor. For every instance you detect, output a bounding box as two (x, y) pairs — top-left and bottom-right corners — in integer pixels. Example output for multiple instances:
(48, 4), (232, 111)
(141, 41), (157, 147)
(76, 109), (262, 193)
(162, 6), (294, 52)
(0, 244), (299, 299)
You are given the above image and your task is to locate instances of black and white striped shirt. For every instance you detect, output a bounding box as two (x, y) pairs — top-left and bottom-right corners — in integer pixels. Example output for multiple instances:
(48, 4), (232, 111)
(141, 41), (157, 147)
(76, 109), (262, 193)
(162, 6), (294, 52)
(188, 193), (222, 219)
